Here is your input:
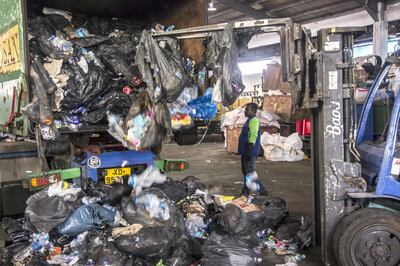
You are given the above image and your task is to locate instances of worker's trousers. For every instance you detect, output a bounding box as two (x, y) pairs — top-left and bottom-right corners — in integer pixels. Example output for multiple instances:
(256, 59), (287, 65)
(241, 155), (266, 195)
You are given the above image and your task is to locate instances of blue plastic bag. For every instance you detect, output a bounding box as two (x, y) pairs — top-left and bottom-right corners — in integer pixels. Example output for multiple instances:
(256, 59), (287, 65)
(58, 203), (115, 236)
(188, 88), (217, 120)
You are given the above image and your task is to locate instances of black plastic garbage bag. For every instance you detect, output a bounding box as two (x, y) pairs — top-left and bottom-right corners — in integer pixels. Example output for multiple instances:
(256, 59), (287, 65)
(202, 232), (256, 266)
(216, 204), (259, 248)
(114, 226), (178, 258)
(71, 36), (109, 48)
(2, 218), (31, 244)
(91, 238), (128, 266)
(31, 59), (57, 94)
(82, 83), (133, 124)
(121, 188), (186, 231)
(167, 237), (203, 266)
(29, 59), (54, 124)
(36, 35), (70, 60)
(86, 182), (132, 206)
(1, 218), (32, 264)
(49, 228), (74, 247)
(61, 62), (111, 110)
(2, 241), (30, 264)
(97, 44), (137, 86)
(24, 188), (83, 233)
(180, 176), (208, 196)
(25, 254), (54, 266)
(28, 16), (69, 59)
(57, 203), (116, 236)
(127, 257), (156, 266)
(204, 23), (247, 106)
(28, 16), (55, 37)
(46, 14), (71, 31)
(135, 30), (186, 102)
(154, 180), (187, 202)
(275, 216), (312, 248)
(97, 34), (136, 60)
(71, 16), (145, 37)
(28, 16), (72, 59)
(247, 198), (288, 232)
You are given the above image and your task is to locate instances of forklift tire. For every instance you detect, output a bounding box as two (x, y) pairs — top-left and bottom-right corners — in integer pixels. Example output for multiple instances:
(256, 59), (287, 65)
(333, 208), (400, 266)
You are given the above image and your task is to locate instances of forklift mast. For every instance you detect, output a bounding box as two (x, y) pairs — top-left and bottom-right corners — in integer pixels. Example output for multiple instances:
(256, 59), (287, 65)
(308, 28), (365, 265)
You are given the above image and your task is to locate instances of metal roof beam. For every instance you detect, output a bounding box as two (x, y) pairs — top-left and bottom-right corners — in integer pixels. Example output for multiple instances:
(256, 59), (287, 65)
(353, 0), (378, 21)
(261, 0), (315, 14)
(224, 0), (316, 22)
(293, 1), (357, 21)
(217, 0), (268, 19)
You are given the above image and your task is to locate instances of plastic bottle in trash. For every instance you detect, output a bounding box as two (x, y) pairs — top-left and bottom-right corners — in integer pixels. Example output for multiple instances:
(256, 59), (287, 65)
(80, 48), (103, 68)
(284, 254), (306, 263)
(134, 194), (170, 221)
(74, 28), (89, 38)
(82, 196), (101, 205)
(128, 166), (167, 195)
(245, 171), (260, 192)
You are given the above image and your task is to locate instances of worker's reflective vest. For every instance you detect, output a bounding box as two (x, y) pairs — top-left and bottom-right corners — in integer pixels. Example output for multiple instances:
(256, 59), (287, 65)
(238, 116), (261, 157)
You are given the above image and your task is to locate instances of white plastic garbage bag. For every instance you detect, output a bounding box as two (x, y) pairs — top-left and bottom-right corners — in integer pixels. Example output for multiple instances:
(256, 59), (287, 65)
(261, 132), (304, 162)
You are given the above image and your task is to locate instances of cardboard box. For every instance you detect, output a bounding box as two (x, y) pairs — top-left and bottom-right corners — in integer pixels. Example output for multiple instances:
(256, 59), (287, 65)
(225, 127), (241, 154)
(263, 64), (281, 91)
(262, 95), (292, 123)
(225, 126), (279, 154)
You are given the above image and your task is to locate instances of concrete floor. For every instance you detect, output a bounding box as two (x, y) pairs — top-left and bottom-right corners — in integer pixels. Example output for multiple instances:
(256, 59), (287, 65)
(161, 142), (322, 266)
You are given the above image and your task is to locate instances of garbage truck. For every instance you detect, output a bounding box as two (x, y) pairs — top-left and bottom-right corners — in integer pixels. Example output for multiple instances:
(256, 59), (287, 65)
(0, 0), (206, 216)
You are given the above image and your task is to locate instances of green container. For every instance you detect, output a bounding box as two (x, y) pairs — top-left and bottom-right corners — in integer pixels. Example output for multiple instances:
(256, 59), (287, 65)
(373, 101), (392, 137)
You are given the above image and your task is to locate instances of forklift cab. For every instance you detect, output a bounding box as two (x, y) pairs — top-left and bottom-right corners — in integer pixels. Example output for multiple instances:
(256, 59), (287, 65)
(356, 57), (400, 197)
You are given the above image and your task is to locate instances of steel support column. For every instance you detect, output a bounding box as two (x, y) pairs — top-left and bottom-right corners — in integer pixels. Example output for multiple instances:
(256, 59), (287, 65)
(373, 2), (388, 60)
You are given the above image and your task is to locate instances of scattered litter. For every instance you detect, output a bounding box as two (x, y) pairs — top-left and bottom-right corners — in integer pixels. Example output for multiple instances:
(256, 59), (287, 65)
(111, 224), (143, 239)
(232, 196), (261, 213)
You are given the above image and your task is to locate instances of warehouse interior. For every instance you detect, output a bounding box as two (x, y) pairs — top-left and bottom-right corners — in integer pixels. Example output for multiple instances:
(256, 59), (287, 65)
(0, 0), (400, 265)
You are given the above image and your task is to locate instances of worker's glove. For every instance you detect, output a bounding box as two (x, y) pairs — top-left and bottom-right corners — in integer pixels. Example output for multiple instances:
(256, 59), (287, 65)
(244, 143), (254, 159)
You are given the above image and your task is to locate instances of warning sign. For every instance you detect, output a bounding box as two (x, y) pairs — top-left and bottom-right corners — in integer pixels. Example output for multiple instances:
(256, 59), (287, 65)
(0, 25), (21, 74)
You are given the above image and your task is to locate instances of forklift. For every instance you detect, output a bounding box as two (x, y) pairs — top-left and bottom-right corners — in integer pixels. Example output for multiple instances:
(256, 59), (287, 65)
(152, 19), (400, 265)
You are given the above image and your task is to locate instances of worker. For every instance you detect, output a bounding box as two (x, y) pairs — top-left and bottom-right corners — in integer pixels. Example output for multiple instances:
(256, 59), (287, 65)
(238, 103), (267, 196)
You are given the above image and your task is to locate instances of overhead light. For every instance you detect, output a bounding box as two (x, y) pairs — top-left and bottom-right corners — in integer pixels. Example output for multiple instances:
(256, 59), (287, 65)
(208, 1), (217, 12)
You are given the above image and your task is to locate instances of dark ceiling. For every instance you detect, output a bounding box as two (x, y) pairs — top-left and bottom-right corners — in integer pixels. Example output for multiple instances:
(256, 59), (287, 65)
(208, 0), (400, 24)
(28, 0), (182, 19)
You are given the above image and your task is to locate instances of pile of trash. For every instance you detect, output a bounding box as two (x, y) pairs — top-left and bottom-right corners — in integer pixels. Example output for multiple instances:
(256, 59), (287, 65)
(2, 172), (312, 266)
(24, 7), (255, 150)
(25, 8), (146, 137)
